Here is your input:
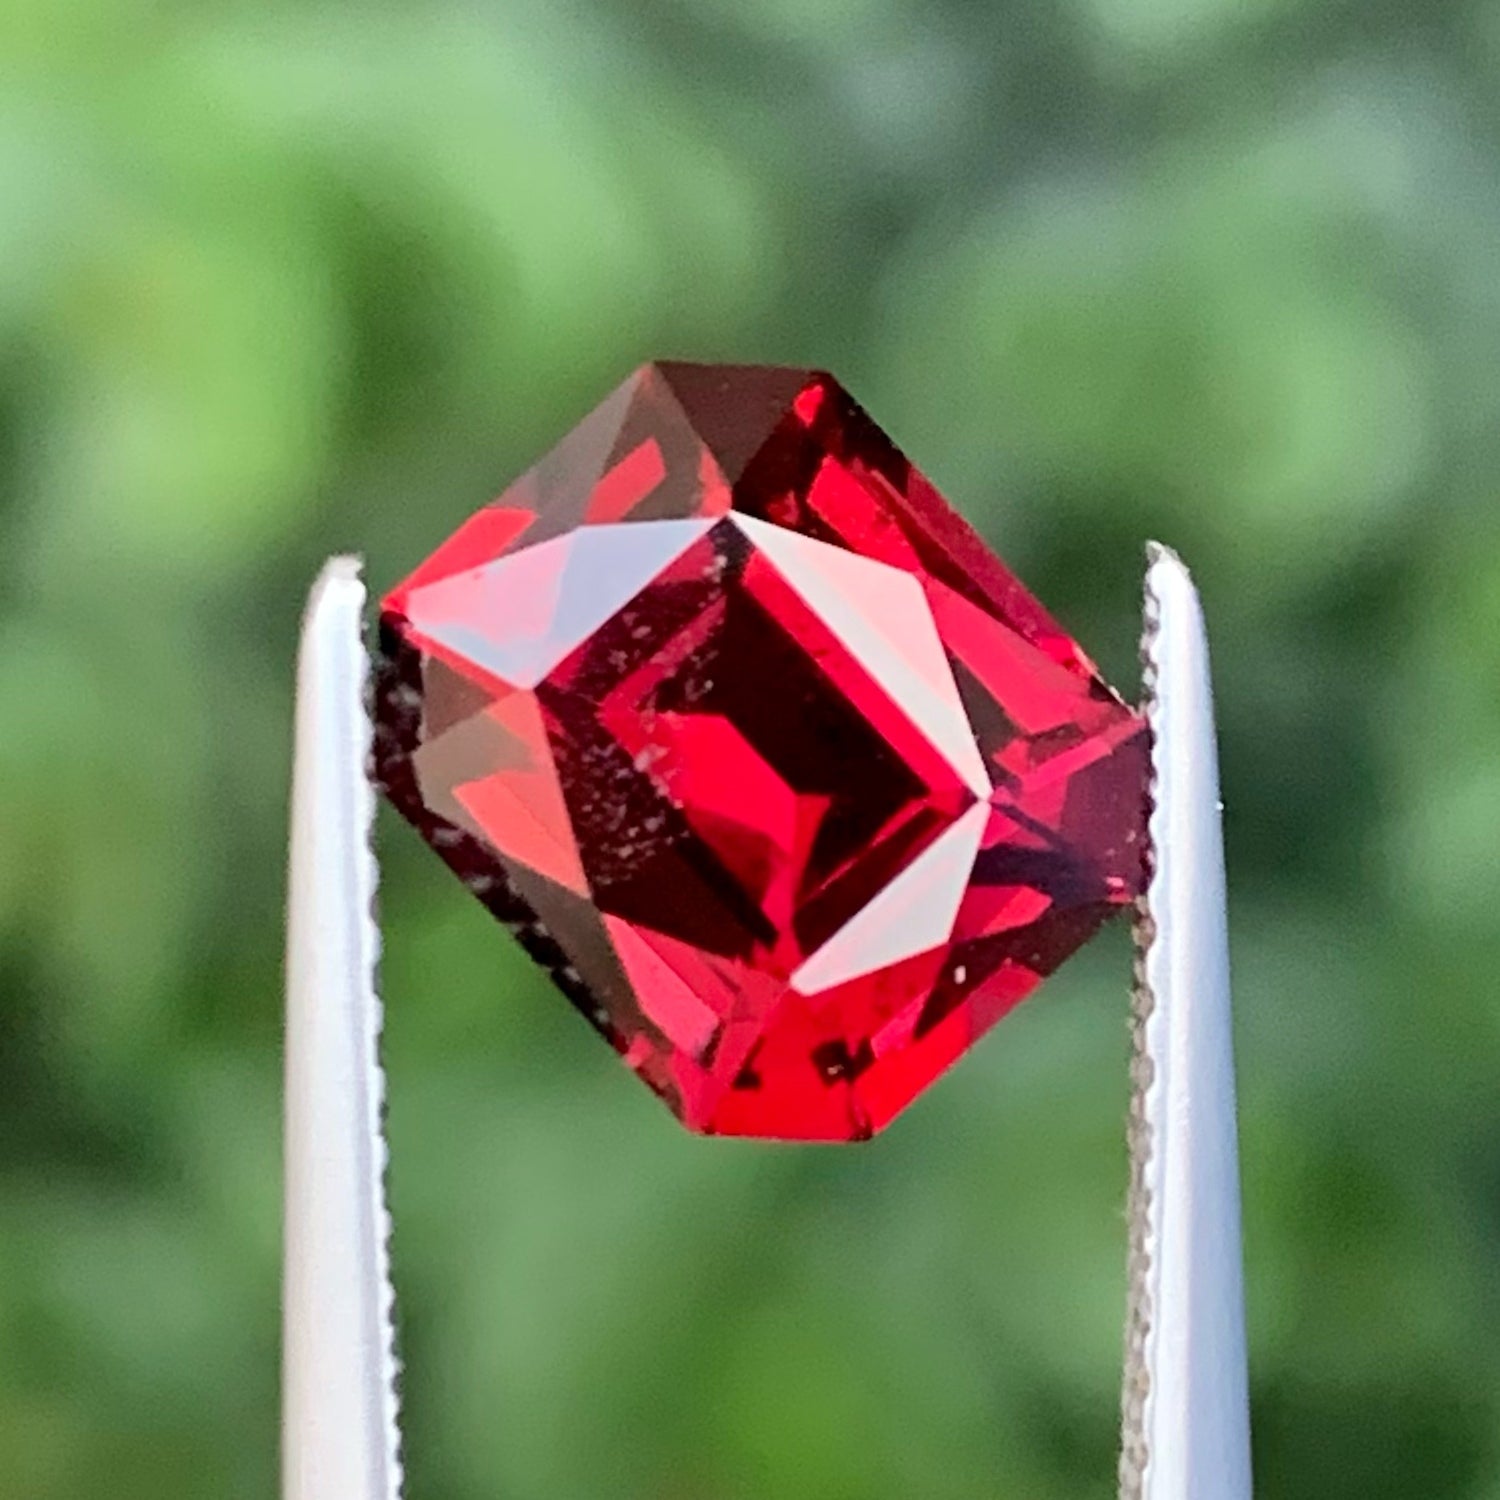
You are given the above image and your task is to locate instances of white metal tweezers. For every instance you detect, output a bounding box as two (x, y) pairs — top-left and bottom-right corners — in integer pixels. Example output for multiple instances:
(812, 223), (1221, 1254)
(281, 546), (1252, 1500)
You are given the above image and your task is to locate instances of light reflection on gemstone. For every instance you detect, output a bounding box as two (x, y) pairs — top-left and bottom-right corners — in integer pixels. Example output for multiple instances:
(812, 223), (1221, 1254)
(407, 518), (714, 690)
(731, 514), (991, 797)
(792, 800), (990, 996)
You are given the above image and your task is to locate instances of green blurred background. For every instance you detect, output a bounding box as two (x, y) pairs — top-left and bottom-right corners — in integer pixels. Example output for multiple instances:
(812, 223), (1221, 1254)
(3, 0), (1498, 1496)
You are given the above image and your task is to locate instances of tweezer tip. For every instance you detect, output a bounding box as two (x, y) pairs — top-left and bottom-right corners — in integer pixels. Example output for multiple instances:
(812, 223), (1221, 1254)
(1143, 541), (1195, 606)
(303, 552), (366, 620)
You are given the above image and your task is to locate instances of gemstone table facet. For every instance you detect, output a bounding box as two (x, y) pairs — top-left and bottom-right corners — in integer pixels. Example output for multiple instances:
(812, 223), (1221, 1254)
(374, 363), (1147, 1139)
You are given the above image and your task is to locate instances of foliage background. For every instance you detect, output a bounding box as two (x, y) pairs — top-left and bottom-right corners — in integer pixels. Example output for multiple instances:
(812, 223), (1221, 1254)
(2, 1), (1498, 1496)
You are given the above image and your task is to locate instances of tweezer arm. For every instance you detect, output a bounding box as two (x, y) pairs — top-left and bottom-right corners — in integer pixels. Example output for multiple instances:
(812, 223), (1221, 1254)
(1122, 546), (1252, 1500)
(283, 558), (403, 1500)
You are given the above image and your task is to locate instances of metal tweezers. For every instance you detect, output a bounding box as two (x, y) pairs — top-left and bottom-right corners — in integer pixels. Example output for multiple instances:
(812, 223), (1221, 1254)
(281, 546), (1253, 1500)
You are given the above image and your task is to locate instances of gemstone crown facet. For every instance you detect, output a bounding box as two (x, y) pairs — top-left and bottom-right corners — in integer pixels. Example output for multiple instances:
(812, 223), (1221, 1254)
(374, 363), (1147, 1139)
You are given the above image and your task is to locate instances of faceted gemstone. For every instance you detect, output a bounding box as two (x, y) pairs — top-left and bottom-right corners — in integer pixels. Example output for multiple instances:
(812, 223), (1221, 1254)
(374, 363), (1147, 1140)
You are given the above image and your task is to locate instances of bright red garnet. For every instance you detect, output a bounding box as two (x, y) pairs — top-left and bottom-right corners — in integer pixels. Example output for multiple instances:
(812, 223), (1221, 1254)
(374, 363), (1147, 1139)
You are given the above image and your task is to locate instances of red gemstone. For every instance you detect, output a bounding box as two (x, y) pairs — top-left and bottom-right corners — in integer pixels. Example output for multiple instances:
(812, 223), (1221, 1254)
(374, 363), (1147, 1139)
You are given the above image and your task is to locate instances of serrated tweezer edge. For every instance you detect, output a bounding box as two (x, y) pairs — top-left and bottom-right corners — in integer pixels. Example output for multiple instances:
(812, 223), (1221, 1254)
(283, 557), (404, 1500)
(1121, 545), (1252, 1500)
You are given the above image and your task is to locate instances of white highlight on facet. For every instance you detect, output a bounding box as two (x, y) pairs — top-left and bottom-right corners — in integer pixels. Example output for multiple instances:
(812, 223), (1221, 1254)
(791, 799), (989, 996)
(407, 519), (714, 688)
(732, 514), (990, 797)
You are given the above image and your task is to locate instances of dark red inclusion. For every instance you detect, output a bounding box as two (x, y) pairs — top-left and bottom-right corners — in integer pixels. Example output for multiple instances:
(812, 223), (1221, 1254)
(374, 363), (1147, 1139)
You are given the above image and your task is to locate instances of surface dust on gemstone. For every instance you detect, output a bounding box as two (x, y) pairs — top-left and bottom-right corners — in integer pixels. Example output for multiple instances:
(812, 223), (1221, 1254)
(373, 362), (1148, 1141)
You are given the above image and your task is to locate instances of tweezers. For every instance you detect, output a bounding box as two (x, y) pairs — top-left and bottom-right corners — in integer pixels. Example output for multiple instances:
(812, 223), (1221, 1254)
(281, 546), (1252, 1500)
